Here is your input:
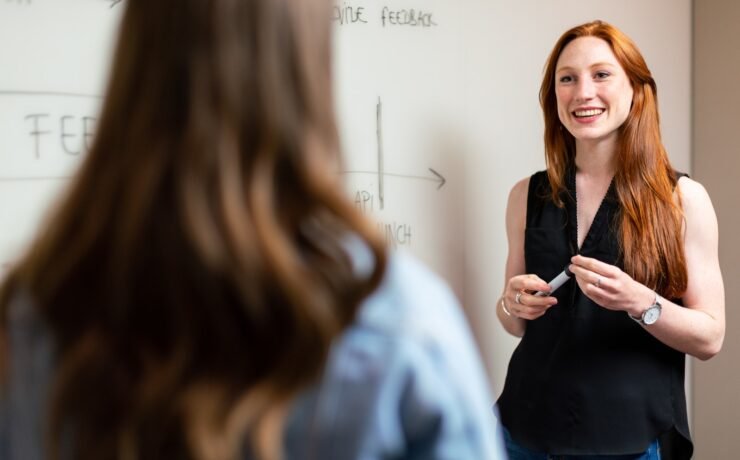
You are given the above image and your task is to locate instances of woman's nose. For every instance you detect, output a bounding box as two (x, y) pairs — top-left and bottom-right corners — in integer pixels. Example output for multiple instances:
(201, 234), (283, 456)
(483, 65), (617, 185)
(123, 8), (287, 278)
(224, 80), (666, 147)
(575, 78), (596, 101)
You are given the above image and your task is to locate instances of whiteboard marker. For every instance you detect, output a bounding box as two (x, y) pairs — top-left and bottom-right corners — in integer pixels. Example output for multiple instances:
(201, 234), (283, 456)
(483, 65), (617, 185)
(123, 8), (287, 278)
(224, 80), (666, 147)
(534, 266), (573, 297)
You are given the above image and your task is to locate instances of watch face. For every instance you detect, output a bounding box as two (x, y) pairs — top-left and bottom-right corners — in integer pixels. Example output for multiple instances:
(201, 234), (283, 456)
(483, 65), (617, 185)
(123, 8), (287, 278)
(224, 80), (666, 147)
(643, 305), (661, 325)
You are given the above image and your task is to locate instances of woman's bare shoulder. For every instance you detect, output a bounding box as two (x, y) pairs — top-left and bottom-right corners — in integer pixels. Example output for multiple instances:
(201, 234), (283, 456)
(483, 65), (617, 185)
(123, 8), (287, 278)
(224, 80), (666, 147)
(677, 176), (715, 216)
(508, 176), (531, 208)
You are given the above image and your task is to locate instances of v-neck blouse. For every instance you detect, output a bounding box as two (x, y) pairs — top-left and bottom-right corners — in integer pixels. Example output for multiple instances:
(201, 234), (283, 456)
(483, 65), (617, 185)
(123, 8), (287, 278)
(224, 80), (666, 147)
(567, 167), (616, 254)
(496, 169), (692, 458)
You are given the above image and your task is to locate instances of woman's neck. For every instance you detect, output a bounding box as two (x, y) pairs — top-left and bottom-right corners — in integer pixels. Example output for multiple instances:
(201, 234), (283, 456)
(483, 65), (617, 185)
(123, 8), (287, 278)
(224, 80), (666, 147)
(574, 137), (617, 179)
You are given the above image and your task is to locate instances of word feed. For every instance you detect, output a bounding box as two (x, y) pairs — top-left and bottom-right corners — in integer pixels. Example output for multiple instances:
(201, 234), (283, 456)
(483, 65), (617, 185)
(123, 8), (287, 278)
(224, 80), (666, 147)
(25, 113), (96, 158)
(0, 92), (100, 179)
(333, 2), (438, 28)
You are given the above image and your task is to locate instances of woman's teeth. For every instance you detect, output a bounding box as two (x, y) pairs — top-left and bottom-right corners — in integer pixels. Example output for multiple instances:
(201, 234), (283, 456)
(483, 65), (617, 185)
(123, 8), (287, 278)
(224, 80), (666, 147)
(574, 109), (605, 117)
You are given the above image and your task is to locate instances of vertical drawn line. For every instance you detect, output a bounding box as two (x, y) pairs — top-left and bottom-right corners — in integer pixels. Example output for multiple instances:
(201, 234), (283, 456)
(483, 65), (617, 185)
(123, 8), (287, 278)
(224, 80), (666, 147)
(376, 96), (384, 210)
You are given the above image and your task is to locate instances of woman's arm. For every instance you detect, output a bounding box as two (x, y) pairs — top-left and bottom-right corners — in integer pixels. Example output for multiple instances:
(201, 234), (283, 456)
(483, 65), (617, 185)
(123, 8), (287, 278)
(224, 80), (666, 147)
(570, 177), (725, 360)
(497, 177), (556, 337)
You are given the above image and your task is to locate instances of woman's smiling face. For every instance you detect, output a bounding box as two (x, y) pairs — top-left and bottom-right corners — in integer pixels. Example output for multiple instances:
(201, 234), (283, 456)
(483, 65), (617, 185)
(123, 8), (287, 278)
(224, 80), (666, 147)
(554, 36), (634, 146)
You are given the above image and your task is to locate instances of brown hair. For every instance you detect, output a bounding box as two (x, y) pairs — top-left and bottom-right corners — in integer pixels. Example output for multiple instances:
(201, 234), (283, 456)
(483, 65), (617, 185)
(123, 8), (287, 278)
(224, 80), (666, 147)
(539, 20), (687, 299)
(0, 0), (386, 458)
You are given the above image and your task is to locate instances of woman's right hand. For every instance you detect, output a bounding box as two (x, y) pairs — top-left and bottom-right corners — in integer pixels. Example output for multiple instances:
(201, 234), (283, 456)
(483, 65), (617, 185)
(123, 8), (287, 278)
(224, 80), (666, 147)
(502, 274), (557, 320)
(499, 177), (558, 337)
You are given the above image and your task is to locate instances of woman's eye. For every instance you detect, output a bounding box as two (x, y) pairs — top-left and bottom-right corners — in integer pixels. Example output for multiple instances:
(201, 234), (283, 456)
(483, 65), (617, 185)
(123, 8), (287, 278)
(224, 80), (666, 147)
(595, 71), (610, 79)
(558, 75), (573, 83)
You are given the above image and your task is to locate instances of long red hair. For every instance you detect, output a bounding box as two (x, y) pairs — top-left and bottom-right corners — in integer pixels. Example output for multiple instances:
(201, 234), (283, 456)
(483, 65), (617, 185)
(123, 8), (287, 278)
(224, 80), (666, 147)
(540, 20), (687, 299)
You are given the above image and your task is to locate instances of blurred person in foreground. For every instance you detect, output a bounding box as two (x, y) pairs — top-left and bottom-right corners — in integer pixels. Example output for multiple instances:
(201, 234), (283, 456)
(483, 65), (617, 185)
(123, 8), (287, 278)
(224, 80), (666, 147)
(0, 1), (504, 459)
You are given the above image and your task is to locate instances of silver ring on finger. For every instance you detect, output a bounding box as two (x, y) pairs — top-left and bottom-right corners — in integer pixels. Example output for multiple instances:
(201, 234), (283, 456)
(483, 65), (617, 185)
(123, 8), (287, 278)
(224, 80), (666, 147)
(515, 291), (523, 304)
(594, 276), (602, 288)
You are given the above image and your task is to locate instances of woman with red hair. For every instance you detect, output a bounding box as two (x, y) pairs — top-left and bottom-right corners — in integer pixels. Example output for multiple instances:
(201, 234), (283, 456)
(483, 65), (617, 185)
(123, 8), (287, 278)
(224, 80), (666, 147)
(496, 20), (724, 459)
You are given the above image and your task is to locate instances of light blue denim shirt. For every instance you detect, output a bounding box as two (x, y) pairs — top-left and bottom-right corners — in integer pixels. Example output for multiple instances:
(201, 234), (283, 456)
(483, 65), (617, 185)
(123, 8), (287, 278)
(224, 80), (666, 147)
(0, 247), (506, 459)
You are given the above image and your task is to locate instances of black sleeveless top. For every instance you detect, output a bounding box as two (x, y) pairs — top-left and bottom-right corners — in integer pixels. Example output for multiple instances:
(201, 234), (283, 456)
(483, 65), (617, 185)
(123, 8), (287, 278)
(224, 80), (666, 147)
(497, 170), (692, 459)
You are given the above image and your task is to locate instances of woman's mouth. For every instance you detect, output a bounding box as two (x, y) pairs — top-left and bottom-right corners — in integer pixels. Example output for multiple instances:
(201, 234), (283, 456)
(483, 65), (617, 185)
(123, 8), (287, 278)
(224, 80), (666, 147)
(573, 108), (605, 118)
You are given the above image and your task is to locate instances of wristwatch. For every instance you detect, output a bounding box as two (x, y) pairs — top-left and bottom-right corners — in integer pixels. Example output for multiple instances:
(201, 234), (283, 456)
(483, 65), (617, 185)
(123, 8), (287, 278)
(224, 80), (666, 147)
(629, 292), (662, 325)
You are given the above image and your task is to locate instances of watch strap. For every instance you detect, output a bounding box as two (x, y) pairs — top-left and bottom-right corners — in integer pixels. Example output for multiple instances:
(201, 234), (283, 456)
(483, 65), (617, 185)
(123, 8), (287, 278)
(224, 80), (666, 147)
(628, 292), (661, 325)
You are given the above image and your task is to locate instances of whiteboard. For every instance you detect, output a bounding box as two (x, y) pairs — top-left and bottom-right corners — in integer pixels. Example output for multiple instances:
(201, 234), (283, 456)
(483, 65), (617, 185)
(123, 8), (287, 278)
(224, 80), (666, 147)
(0, 0), (691, 396)
(0, 0), (121, 272)
(333, 0), (468, 303)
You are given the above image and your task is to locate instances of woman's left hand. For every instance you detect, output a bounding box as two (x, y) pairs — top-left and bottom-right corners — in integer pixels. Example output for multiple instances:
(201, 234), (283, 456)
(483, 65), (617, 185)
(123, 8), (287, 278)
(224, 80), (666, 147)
(569, 255), (654, 316)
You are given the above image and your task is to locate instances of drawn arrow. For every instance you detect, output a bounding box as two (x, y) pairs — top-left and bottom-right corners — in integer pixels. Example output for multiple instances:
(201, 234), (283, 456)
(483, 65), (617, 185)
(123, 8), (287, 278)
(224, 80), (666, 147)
(340, 95), (446, 210)
(340, 168), (446, 190)
(428, 167), (446, 189)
